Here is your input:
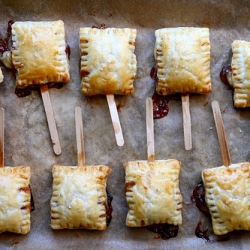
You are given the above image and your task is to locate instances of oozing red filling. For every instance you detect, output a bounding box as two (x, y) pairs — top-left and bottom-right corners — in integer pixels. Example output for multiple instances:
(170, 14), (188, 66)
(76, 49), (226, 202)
(195, 221), (211, 242)
(65, 44), (71, 60)
(150, 67), (180, 119)
(106, 189), (113, 226)
(146, 223), (179, 240)
(192, 182), (231, 242)
(15, 82), (64, 98)
(191, 181), (209, 214)
(0, 20), (14, 54)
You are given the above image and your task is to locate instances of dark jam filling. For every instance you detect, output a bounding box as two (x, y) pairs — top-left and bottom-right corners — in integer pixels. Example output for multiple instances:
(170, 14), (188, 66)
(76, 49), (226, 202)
(0, 20), (14, 54)
(191, 181), (209, 214)
(151, 67), (180, 119)
(220, 65), (235, 105)
(195, 221), (211, 242)
(152, 92), (180, 119)
(192, 182), (230, 242)
(106, 189), (113, 226)
(80, 70), (89, 78)
(19, 185), (35, 212)
(92, 24), (107, 29)
(15, 85), (39, 98)
(220, 65), (232, 86)
(191, 182), (211, 242)
(146, 223), (179, 240)
(15, 82), (64, 98)
(65, 44), (71, 60)
(195, 221), (230, 243)
(30, 186), (35, 212)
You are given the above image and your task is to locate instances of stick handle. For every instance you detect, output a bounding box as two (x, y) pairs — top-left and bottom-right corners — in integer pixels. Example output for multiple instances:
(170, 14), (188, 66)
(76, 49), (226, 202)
(0, 108), (4, 167)
(75, 107), (85, 167)
(211, 100), (231, 166)
(146, 97), (155, 162)
(106, 94), (124, 147)
(40, 84), (61, 155)
(182, 95), (192, 150)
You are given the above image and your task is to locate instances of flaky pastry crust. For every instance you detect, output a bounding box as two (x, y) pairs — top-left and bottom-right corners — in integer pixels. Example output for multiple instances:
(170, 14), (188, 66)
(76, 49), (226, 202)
(11, 20), (70, 87)
(79, 27), (137, 96)
(202, 162), (250, 235)
(231, 40), (250, 107)
(155, 27), (211, 95)
(124, 159), (182, 227)
(50, 165), (111, 230)
(0, 166), (31, 234)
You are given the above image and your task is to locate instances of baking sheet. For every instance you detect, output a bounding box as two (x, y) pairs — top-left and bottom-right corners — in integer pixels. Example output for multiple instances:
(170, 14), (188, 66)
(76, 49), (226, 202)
(0, 0), (250, 249)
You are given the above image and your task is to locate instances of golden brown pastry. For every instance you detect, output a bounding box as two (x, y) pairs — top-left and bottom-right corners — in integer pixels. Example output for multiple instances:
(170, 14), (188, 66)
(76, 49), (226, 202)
(202, 162), (250, 235)
(155, 27), (211, 95)
(50, 164), (111, 230)
(0, 68), (3, 83)
(79, 27), (137, 96)
(124, 159), (182, 227)
(11, 20), (70, 87)
(227, 40), (250, 107)
(0, 166), (31, 234)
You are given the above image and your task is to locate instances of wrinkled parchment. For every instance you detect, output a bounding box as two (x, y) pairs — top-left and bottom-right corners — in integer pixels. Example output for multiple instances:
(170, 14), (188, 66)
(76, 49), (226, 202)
(0, 0), (250, 249)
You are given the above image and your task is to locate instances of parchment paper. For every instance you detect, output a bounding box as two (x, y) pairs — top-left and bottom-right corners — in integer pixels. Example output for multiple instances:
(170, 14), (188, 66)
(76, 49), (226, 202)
(0, 0), (250, 249)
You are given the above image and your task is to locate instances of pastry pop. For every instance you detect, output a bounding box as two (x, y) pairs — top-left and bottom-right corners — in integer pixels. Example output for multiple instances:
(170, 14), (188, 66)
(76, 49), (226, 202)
(124, 98), (182, 234)
(79, 27), (137, 146)
(0, 108), (32, 234)
(2, 20), (70, 155)
(202, 101), (250, 235)
(50, 107), (112, 230)
(154, 27), (212, 150)
(221, 40), (250, 108)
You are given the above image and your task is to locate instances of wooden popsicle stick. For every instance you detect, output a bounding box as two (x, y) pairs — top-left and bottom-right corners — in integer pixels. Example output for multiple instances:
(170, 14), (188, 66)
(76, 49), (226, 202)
(146, 97), (155, 163)
(40, 84), (61, 155)
(106, 94), (124, 147)
(75, 107), (85, 167)
(0, 108), (4, 168)
(211, 100), (231, 167)
(182, 95), (192, 150)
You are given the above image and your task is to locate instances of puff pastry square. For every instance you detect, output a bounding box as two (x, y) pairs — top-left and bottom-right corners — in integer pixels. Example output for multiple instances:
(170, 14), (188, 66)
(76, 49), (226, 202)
(230, 40), (250, 107)
(11, 20), (70, 87)
(79, 28), (137, 96)
(124, 159), (182, 227)
(202, 162), (250, 235)
(155, 27), (211, 95)
(50, 164), (111, 230)
(0, 166), (31, 234)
